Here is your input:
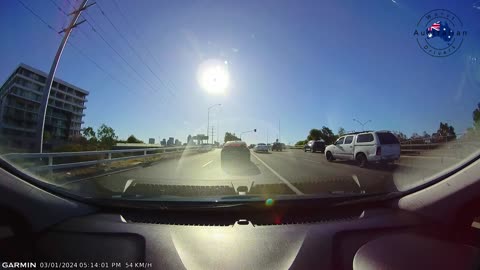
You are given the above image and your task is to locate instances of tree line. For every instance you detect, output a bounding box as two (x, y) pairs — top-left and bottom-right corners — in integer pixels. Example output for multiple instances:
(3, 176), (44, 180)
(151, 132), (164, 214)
(295, 126), (338, 146)
(53, 124), (142, 152)
(293, 116), (476, 147)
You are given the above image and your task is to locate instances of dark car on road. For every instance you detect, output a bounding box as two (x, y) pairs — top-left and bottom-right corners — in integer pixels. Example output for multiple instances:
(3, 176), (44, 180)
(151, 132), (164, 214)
(304, 140), (326, 153)
(271, 142), (283, 151)
(221, 141), (250, 163)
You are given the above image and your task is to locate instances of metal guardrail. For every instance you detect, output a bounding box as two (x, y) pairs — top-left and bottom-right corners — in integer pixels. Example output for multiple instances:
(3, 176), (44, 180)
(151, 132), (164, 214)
(1, 145), (206, 173)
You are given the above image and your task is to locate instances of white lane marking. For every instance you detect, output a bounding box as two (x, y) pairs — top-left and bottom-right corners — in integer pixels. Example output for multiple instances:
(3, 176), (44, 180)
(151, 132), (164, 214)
(123, 179), (135, 192)
(251, 152), (304, 195)
(351, 174), (360, 187)
(202, 160), (213, 168)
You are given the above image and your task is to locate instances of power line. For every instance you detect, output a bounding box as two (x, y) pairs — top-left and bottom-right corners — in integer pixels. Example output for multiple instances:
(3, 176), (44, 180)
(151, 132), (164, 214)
(76, 25), (151, 90)
(17, 0), (170, 106)
(48, 1), (161, 100)
(48, 0), (69, 30)
(111, 0), (181, 95)
(66, 42), (138, 96)
(48, 0), (67, 16)
(16, 0), (56, 32)
(67, 0), (176, 101)
(82, 18), (163, 99)
(15, 0), (142, 98)
(82, 10), (107, 36)
(95, 1), (175, 98)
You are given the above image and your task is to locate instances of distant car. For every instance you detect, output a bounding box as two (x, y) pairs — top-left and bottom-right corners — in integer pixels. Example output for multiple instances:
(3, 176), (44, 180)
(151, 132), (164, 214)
(248, 144), (256, 149)
(221, 141), (250, 163)
(324, 131), (400, 167)
(254, 143), (269, 153)
(271, 142), (283, 151)
(304, 140), (326, 153)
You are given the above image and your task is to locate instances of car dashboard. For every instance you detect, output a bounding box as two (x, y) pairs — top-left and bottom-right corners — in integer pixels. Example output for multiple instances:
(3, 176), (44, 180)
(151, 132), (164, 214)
(3, 202), (474, 270)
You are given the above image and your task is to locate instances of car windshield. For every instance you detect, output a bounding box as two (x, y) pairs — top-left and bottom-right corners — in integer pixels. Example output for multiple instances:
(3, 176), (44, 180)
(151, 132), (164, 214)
(0, 0), (479, 203)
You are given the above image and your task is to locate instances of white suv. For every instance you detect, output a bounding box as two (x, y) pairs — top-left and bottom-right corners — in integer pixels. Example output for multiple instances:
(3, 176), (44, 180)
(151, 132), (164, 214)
(324, 131), (400, 167)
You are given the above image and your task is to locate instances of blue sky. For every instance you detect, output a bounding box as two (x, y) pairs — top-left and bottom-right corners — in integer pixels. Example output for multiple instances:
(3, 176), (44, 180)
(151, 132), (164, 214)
(1, 0), (479, 144)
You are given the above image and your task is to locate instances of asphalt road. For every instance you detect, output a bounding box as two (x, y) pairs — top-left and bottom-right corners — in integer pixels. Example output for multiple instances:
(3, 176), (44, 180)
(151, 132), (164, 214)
(65, 148), (462, 196)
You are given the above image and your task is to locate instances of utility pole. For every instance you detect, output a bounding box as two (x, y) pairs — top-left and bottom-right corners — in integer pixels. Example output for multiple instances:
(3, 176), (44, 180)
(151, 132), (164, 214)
(278, 120), (280, 143)
(211, 126), (215, 144)
(35, 0), (95, 153)
(207, 103), (221, 146)
(216, 119), (219, 145)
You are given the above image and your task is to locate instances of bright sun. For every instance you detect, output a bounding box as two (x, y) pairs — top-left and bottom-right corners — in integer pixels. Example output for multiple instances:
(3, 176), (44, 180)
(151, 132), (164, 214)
(197, 59), (230, 94)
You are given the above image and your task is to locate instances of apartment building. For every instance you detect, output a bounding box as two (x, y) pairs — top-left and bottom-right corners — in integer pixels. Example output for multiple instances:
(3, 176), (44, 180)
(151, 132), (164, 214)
(0, 63), (88, 150)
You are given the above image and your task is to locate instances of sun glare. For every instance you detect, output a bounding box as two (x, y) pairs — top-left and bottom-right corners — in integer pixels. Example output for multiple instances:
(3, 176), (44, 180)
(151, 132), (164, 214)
(197, 59), (230, 94)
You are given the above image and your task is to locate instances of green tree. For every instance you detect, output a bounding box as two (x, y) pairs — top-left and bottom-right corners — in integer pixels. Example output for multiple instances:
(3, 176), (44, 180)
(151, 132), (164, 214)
(83, 127), (95, 139)
(338, 127), (346, 136)
(224, 132), (240, 142)
(307, 129), (321, 140)
(97, 124), (117, 149)
(320, 126), (337, 145)
(295, 140), (308, 146)
(82, 126), (97, 144)
(437, 122), (456, 141)
(126, 135), (143, 143)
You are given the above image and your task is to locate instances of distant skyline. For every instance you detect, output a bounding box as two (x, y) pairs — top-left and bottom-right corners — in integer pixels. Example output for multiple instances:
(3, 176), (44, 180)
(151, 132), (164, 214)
(1, 0), (479, 145)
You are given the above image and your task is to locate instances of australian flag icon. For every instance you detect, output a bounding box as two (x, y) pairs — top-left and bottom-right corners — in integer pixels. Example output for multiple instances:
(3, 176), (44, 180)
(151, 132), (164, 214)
(426, 21), (454, 42)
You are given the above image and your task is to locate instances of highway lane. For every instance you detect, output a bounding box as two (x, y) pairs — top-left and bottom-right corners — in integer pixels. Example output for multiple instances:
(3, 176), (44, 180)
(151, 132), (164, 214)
(255, 149), (458, 192)
(81, 149), (281, 194)
(64, 148), (463, 196)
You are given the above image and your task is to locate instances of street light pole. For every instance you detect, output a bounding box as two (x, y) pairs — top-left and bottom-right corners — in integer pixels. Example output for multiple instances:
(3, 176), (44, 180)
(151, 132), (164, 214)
(353, 118), (372, 131)
(240, 129), (257, 140)
(35, 0), (94, 153)
(207, 103), (221, 145)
